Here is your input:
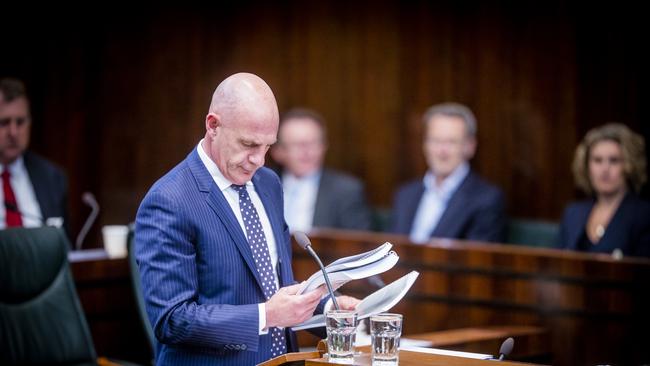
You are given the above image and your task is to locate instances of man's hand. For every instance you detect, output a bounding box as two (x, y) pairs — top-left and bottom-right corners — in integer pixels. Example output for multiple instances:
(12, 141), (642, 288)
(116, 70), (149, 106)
(265, 284), (326, 328)
(336, 295), (361, 311)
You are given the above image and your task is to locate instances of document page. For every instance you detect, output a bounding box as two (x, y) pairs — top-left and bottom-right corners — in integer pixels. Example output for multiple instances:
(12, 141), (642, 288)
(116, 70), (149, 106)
(292, 271), (419, 331)
(297, 242), (396, 295)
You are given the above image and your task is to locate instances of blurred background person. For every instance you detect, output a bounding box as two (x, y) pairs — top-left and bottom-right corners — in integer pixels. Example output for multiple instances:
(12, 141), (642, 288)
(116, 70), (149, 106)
(558, 123), (650, 257)
(271, 108), (372, 232)
(390, 102), (506, 244)
(0, 78), (68, 235)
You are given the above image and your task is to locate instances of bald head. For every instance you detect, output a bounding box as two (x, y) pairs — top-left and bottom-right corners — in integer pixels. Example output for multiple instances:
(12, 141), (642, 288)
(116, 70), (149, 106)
(202, 73), (279, 185)
(208, 72), (279, 129)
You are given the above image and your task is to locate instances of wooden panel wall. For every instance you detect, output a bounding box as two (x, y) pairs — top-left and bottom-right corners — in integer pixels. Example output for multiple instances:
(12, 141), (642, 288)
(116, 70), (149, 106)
(3, 1), (647, 242)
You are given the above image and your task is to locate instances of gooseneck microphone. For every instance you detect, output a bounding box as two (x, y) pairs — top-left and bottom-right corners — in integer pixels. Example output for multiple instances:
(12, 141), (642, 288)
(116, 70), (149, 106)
(293, 231), (340, 310)
(497, 337), (514, 361)
(75, 192), (100, 251)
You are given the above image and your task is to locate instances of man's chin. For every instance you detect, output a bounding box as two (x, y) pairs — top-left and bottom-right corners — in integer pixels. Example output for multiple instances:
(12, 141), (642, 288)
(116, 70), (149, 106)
(0, 152), (22, 165)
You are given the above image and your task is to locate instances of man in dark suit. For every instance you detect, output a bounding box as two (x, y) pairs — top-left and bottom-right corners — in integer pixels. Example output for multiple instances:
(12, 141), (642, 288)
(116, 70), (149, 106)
(0, 78), (68, 233)
(135, 74), (358, 365)
(390, 102), (506, 243)
(270, 108), (372, 232)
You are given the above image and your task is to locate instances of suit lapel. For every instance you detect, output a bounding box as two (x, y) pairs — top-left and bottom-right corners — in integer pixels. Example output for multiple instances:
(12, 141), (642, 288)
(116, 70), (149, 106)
(431, 173), (472, 238)
(186, 150), (266, 292)
(252, 173), (290, 285)
(23, 153), (51, 219)
(312, 170), (330, 227)
(597, 193), (631, 250)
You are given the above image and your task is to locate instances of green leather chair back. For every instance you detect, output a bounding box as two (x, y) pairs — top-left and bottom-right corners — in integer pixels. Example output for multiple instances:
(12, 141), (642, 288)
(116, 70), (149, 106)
(0, 227), (97, 365)
(506, 219), (559, 248)
(127, 226), (155, 365)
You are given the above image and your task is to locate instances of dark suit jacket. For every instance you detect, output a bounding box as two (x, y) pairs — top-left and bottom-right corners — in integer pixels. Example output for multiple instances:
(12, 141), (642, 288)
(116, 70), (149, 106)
(312, 169), (372, 231)
(557, 193), (650, 257)
(135, 149), (300, 366)
(390, 171), (506, 243)
(23, 151), (69, 237)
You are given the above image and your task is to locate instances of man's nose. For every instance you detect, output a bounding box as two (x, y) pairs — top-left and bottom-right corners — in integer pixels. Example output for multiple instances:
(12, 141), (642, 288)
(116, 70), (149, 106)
(249, 151), (265, 166)
(7, 120), (20, 136)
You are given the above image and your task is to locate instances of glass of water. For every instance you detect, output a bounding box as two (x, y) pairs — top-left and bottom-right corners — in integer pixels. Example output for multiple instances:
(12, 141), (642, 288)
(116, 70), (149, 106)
(370, 313), (403, 364)
(325, 310), (358, 364)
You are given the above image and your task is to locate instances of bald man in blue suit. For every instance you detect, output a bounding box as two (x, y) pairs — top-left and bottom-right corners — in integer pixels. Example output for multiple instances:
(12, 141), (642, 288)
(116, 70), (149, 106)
(135, 73), (356, 366)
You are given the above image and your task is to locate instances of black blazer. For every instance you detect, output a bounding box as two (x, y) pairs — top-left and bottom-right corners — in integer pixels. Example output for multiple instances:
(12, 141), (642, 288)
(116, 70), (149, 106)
(557, 193), (650, 257)
(23, 151), (69, 237)
(312, 169), (372, 231)
(390, 171), (506, 243)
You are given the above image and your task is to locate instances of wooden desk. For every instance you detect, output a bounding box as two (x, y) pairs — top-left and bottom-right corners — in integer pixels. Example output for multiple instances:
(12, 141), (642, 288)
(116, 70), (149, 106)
(294, 229), (650, 366)
(305, 350), (537, 366)
(407, 325), (547, 360)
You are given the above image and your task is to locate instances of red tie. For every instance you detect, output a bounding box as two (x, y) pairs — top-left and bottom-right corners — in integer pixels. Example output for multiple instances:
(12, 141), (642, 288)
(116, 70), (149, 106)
(2, 167), (23, 227)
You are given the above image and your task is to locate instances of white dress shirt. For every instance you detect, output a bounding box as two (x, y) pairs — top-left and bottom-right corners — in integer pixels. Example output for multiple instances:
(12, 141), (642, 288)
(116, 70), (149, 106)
(197, 140), (278, 333)
(409, 163), (470, 244)
(282, 171), (321, 233)
(0, 157), (43, 229)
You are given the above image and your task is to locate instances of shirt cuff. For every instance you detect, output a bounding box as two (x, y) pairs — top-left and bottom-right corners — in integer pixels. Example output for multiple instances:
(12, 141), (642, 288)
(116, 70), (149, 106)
(258, 303), (268, 335)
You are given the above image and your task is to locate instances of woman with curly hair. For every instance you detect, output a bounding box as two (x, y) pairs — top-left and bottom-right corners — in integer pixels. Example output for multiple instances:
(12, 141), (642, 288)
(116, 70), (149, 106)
(558, 123), (650, 257)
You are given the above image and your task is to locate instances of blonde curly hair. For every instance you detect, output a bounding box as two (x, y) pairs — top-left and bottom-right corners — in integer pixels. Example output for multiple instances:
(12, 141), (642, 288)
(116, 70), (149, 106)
(572, 123), (647, 195)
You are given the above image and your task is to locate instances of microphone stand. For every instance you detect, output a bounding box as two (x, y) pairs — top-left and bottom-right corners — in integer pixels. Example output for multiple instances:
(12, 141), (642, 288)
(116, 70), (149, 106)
(294, 231), (340, 310)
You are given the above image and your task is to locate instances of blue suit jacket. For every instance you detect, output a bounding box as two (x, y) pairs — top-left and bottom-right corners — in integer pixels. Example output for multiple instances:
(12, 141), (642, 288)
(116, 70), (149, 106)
(135, 149), (298, 366)
(557, 193), (650, 257)
(390, 171), (506, 243)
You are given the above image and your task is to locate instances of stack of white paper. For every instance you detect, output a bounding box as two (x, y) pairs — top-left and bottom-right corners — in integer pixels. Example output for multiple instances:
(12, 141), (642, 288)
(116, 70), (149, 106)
(296, 242), (398, 295)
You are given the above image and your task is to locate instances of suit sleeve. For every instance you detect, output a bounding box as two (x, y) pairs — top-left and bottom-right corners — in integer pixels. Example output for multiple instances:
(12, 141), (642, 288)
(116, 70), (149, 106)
(465, 189), (507, 243)
(135, 189), (261, 352)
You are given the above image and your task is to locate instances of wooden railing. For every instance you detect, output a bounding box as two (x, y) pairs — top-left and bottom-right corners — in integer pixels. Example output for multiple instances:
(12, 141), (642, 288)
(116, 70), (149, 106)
(293, 229), (650, 366)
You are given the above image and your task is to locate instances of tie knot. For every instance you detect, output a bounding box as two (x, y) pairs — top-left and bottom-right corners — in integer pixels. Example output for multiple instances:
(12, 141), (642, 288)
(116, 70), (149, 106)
(1, 169), (10, 180)
(231, 184), (246, 194)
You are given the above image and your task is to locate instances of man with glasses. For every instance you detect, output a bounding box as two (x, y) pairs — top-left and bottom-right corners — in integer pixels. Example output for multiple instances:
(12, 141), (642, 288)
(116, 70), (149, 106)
(390, 102), (506, 244)
(0, 78), (68, 233)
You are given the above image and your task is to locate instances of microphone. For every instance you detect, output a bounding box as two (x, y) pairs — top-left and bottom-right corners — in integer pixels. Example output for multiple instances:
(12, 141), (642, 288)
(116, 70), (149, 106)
(293, 231), (340, 310)
(497, 337), (514, 361)
(75, 192), (99, 251)
(4, 201), (44, 223)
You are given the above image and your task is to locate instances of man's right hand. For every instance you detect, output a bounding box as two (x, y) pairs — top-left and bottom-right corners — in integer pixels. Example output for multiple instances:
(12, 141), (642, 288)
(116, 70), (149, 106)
(265, 283), (325, 328)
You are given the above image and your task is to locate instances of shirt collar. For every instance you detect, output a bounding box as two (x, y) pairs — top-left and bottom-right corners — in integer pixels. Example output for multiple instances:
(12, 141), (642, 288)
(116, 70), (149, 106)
(282, 170), (322, 186)
(423, 162), (470, 198)
(1, 156), (26, 176)
(196, 139), (252, 191)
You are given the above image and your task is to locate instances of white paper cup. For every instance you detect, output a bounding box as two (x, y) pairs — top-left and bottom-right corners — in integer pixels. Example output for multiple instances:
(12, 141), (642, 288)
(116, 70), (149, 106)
(102, 225), (129, 258)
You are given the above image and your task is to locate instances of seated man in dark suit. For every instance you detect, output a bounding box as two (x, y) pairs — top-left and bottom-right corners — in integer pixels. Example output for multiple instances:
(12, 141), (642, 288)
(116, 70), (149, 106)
(0, 78), (68, 233)
(271, 108), (372, 232)
(390, 102), (506, 243)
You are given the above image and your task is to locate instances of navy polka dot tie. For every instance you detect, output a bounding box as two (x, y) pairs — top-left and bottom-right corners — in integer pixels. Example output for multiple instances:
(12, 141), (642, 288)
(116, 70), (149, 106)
(232, 184), (287, 357)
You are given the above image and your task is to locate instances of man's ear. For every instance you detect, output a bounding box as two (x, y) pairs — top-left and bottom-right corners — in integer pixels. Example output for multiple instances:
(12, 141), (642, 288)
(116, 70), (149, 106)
(205, 113), (220, 135)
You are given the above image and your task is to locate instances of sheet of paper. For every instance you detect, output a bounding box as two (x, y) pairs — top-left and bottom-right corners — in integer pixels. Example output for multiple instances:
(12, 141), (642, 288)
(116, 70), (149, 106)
(292, 271), (419, 331)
